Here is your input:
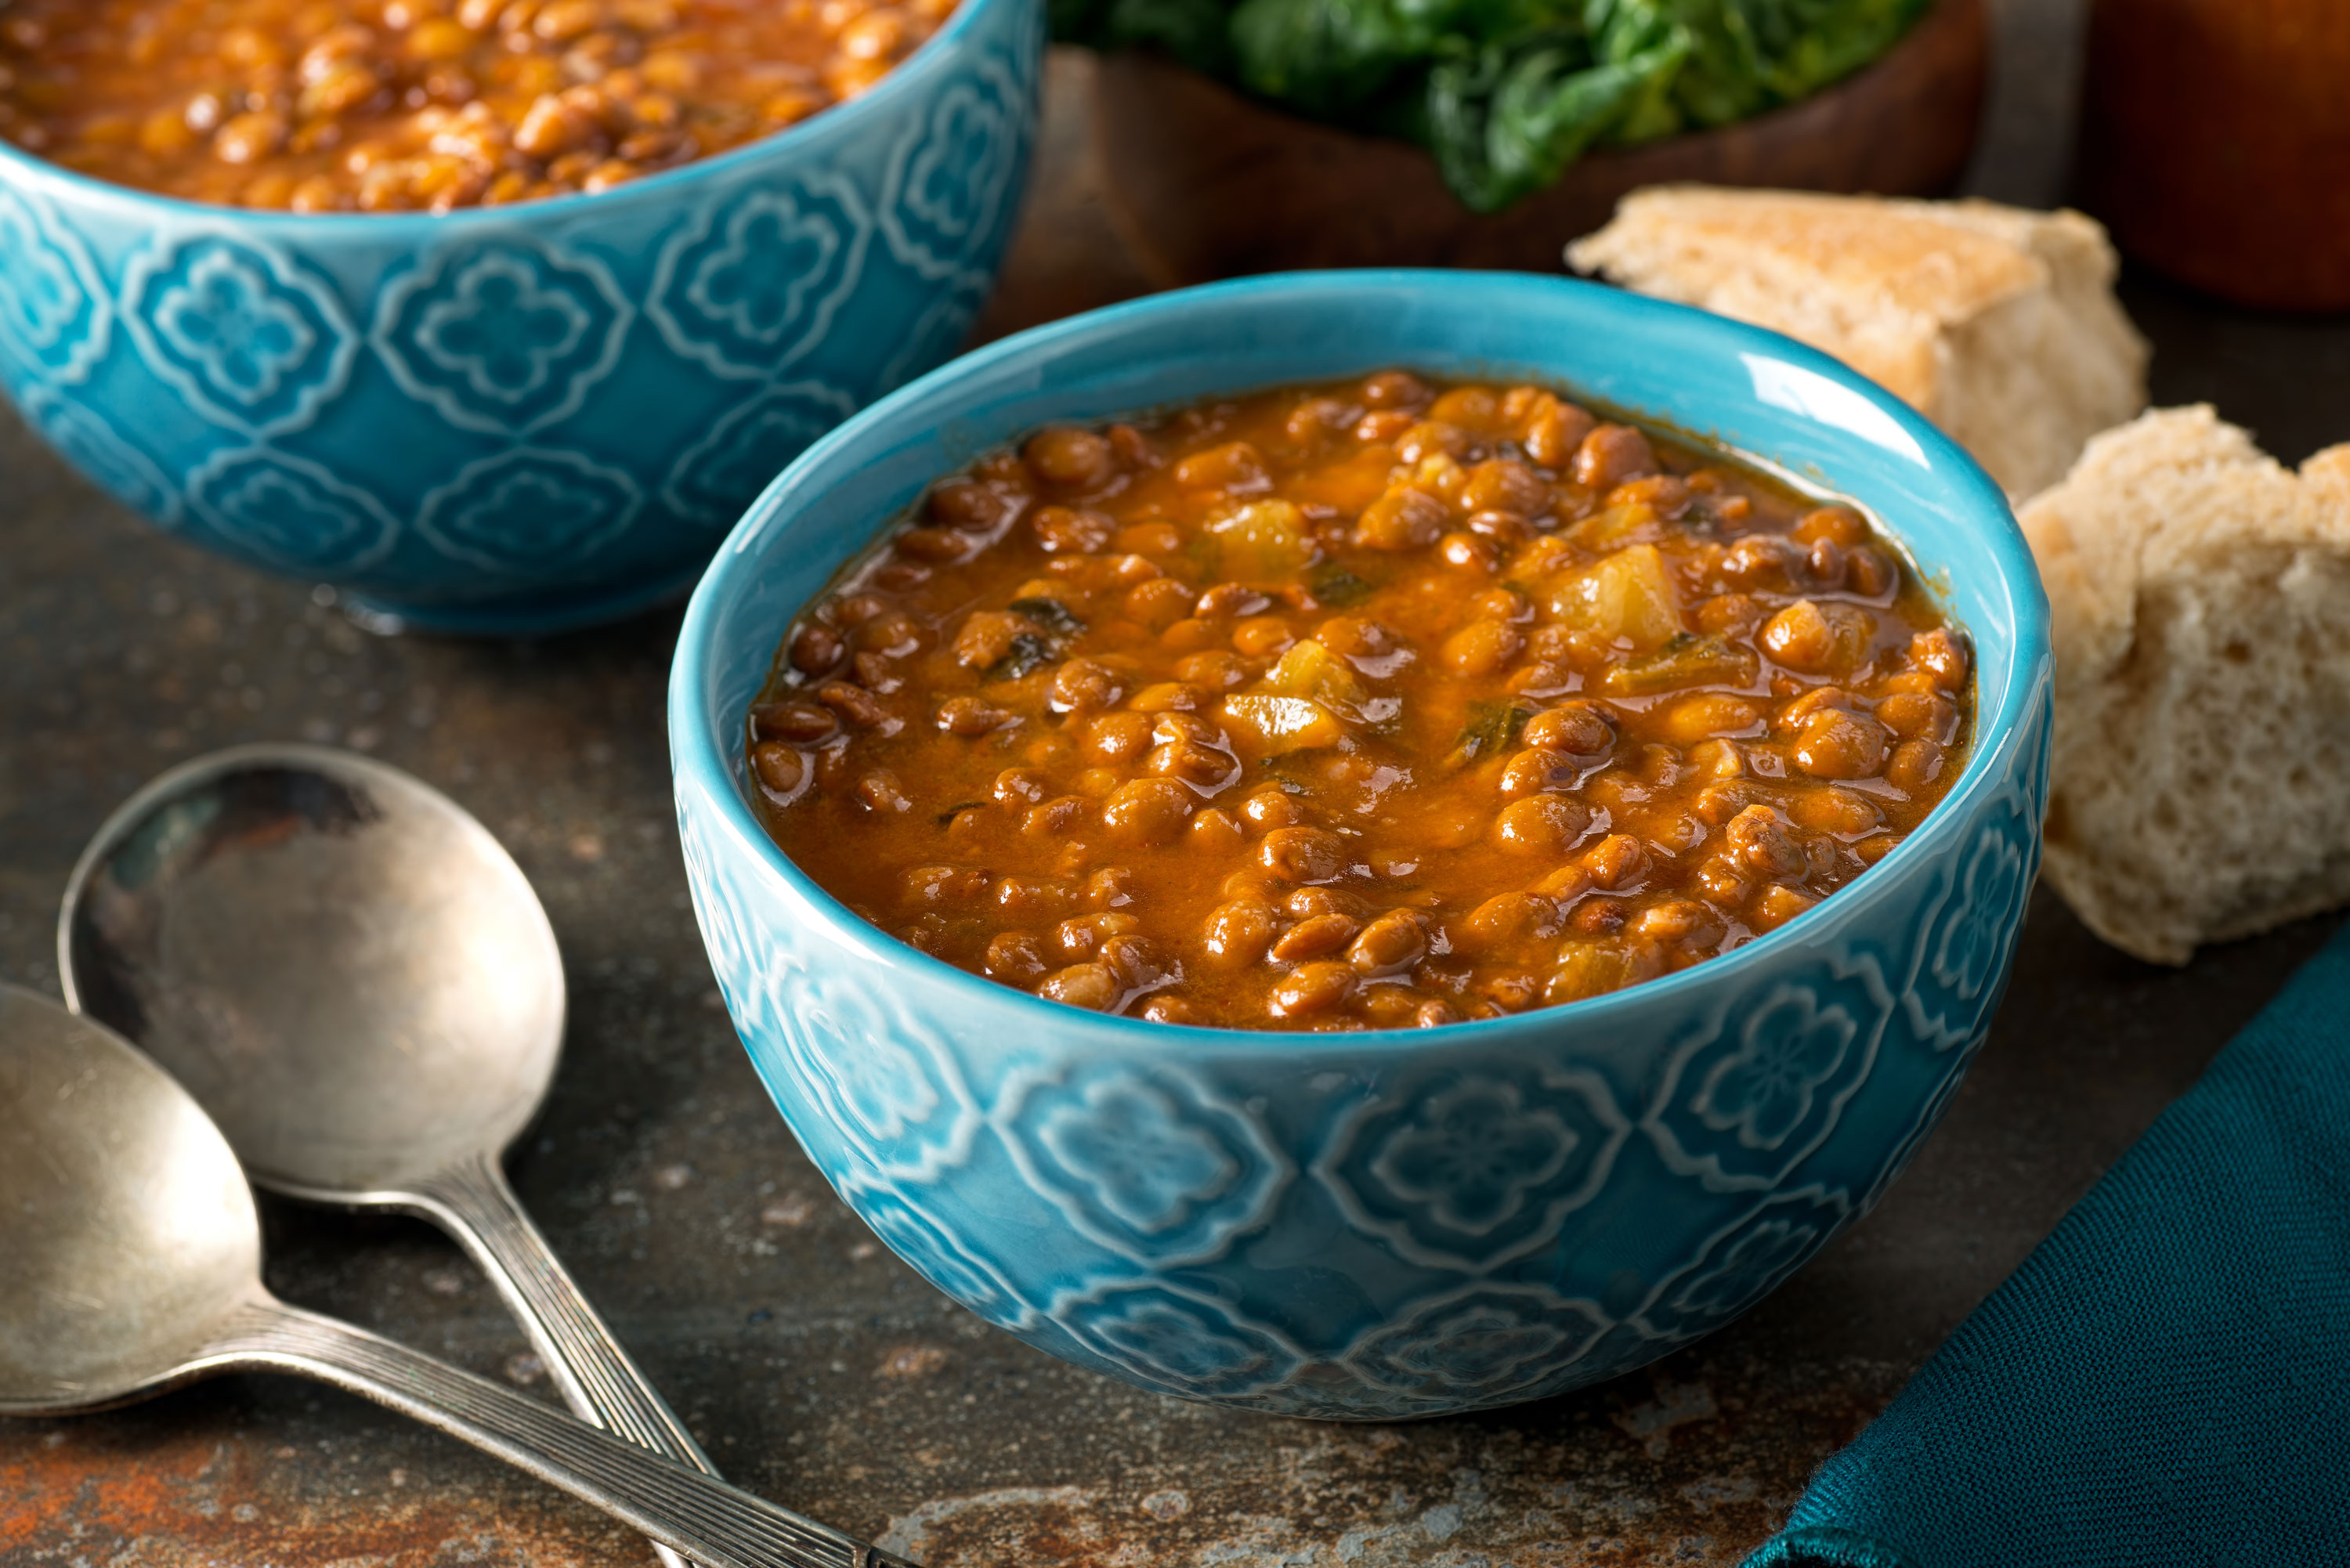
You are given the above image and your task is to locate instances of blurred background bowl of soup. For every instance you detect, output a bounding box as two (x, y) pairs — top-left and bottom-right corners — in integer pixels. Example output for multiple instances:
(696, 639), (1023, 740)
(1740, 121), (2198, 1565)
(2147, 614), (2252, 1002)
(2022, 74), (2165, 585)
(0, 0), (1042, 634)
(668, 269), (2054, 1419)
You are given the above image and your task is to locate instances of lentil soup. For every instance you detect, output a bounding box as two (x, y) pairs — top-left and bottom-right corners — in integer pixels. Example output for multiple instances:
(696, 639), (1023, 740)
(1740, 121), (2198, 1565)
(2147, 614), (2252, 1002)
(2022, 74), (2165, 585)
(746, 372), (1976, 1032)
(0, 0), (957, 211)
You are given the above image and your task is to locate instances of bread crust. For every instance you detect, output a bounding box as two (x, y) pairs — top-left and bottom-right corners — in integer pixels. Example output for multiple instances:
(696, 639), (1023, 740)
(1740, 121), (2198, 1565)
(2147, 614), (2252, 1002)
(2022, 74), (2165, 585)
(1567, 186), (2149, 498)
(2020, 406), (2350, 963)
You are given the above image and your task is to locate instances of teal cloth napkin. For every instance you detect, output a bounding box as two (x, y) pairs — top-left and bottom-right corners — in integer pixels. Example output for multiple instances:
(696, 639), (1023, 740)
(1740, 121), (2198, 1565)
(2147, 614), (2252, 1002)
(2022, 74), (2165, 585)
(1744, 920), (2350, 1568)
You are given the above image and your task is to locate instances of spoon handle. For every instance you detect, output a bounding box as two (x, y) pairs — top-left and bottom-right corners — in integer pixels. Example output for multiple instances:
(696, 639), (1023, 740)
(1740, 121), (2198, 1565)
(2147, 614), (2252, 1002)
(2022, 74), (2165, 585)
(404, 1152), (711, 1469)
(211, 1294), (914, 1568)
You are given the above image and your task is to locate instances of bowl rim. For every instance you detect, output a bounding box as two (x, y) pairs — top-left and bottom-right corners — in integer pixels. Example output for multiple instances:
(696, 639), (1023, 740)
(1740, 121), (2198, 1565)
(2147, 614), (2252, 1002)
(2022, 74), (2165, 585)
(0, 0), (1024, 233)
(671, 268), (2051, 1057)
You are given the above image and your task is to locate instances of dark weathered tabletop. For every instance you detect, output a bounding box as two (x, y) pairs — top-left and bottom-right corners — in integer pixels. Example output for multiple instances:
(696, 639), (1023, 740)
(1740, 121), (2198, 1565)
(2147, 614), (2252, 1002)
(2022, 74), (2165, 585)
(5, 10), (2348, 1563)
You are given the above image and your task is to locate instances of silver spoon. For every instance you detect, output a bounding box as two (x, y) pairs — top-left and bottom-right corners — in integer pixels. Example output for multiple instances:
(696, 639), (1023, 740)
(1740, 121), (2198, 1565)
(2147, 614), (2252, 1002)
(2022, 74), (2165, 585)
(56, 744), (871, 1568)
(0, 984), (902, 1568)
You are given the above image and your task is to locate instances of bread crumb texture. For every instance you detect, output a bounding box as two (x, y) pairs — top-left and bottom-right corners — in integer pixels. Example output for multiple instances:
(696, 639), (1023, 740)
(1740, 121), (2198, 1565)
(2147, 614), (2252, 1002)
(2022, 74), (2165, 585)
(1567, 186), (2149, 498)
(2020, 406), (2350, 963)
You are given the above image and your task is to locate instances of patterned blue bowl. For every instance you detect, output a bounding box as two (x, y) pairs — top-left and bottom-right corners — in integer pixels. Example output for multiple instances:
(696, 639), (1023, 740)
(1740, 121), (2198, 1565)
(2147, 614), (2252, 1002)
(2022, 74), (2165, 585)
(0, 0), (1040, 634)
(669, 272), (2054, 1419)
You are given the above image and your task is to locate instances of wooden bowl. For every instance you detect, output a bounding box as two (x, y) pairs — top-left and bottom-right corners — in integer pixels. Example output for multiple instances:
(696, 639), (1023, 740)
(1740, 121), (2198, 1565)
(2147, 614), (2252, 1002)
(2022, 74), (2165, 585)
(1093, 0), (1987, 285)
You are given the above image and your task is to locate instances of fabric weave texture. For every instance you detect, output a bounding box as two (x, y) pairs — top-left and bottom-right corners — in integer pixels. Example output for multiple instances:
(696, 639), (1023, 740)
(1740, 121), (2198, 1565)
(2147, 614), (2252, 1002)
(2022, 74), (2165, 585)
(1745, 919), (2350, 1568)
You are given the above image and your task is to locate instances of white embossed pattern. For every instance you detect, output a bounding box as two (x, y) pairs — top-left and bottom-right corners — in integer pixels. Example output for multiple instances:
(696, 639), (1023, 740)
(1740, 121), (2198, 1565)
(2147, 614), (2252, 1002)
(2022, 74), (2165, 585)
(1902, 688), (2052, 1052)
(1857, 1042), (1979, 1219)
(1315, 1065), (1631, 1272)
(880, 56), (1025, 281)
(782, 988), (984, 1185)
(1693, 988), (1861, 1150)
(841, 1176), (1041, 1331)
(1048, 1281), (1307, 1403)
(689, 840), (987, 1187)
(662, 380), (859, 528)
(18, 385), (179, 526)
(416, 447), (642, 575)
(875, 270), (994, 392)
(996, 1061), (1290, 1265)
(1643, 954), (1896, 1194)
(189, 446), (400, 571)
(122, 233), (357, 438)
(1634, 1187), (1852, 1343)
(0, 186), (110, 387)
(1341, 1284), (1611, 1407)
(374, 241), (632, 436)
(649, 178), (874, 381)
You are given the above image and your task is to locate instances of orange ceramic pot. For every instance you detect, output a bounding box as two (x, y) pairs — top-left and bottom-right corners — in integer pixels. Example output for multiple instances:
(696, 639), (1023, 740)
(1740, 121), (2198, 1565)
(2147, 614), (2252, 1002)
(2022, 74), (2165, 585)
(2080, 0), (2350, 311)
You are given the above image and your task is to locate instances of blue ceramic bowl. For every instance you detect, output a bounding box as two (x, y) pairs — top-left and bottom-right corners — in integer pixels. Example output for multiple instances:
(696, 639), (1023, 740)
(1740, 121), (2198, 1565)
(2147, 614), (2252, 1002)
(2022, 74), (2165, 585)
(670, 272), (2054, 1419)
(0, 0), (1040, 635)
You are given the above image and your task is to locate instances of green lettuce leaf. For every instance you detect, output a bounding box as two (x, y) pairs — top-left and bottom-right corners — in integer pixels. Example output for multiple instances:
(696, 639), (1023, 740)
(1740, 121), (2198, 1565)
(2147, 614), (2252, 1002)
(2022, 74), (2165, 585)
(1058, 0), (1932, 212)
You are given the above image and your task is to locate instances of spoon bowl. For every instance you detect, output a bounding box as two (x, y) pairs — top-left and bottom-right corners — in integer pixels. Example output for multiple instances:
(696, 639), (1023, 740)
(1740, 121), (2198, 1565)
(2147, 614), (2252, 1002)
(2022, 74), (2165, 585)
(60, 745), (562, 1196)
(0, 983), (258, 1411)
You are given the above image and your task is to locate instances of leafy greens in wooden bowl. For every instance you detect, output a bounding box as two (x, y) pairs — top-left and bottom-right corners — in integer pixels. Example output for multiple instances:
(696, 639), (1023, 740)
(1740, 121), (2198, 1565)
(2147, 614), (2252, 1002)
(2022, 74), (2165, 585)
(1057, 0), (1934, 211)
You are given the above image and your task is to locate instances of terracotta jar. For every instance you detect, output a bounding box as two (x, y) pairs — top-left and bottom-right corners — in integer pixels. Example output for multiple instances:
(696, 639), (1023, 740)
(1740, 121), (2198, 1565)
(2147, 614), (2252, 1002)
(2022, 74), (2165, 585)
(2079, 0), (2350, 311)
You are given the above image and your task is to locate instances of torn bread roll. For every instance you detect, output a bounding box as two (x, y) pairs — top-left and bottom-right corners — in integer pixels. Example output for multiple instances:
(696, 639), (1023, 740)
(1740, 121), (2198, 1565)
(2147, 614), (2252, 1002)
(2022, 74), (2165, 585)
(2019, 406), (2350, 964)
(1567, 186), (2149, 498)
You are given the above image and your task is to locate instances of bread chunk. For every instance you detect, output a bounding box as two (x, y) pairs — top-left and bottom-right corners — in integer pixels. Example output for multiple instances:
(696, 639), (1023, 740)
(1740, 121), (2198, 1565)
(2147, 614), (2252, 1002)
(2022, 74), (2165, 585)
(1567, 186), (2149, 498)
(2019, 406), (2350, 963)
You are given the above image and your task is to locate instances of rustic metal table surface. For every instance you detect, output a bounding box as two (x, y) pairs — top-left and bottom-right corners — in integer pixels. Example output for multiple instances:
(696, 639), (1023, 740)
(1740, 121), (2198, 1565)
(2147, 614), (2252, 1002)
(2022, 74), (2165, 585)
(6, 10), (2349, 1563)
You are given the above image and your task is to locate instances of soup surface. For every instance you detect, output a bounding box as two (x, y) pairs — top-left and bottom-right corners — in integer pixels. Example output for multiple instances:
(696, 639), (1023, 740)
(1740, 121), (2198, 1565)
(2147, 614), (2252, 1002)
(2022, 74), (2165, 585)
(746, 372), (1975, 1031)
(0, 0), (954, 210)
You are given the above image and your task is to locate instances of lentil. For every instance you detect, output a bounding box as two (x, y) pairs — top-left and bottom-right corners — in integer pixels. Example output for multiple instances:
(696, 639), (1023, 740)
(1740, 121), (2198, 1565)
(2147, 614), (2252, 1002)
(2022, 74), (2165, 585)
(747, 372), (1976, 1030)
(0, 0), (956, 209)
